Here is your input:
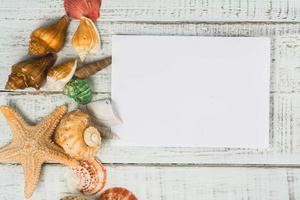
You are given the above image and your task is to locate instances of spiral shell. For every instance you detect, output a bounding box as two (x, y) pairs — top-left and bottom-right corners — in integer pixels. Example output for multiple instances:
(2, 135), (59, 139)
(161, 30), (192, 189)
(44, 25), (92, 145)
(54, 109), (101, 160)
(43, 59), (77, 91)
(61, 196), (86, 200)
(66, 158), (107, 195)
(64, 0), (102, 22)
(29, 15), (69, 55)
(98, 187), (137, 200)
(5, 54), (56, 90)
(72, 17), (100, 61)
(63, 78), (93, 105)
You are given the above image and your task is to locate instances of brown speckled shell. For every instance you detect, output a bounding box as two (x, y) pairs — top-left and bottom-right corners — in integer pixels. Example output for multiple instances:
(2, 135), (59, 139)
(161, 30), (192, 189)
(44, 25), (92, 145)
(61, 196), (86, 200)
(99, 187), (138, 200)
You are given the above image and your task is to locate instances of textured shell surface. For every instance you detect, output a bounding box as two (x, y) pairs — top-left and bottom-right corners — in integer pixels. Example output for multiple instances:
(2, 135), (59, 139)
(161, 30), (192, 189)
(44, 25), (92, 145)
(60, 196), (86, 200)
(66, 158), (107, 195)
(64, 0), (102, 22)
(72, 17), (100, 61)
(5, 54), (56, 90)
(63, 78), (93, 105)
(98, 187), (138, 200)
(54, 109), (101, 160)
(29, 15), (69, 55)
(43, 59), (77, 91)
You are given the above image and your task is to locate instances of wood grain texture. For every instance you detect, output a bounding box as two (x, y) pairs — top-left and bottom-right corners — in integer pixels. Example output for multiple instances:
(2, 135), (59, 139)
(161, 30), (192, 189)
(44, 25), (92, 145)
(0, 164), (299, 200)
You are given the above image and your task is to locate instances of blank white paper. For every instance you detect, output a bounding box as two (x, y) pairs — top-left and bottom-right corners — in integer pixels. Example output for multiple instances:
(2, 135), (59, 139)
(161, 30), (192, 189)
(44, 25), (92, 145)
(111, 35), (270, 148)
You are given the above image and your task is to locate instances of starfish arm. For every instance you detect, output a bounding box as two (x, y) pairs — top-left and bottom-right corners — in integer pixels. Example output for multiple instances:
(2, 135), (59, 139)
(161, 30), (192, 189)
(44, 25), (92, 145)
(0, 143), (21, 163)
(45, 142), (78, 167)
(21, 157), (43, 199)
(0, 106), (30, 139)
(36, 105), (67, 138)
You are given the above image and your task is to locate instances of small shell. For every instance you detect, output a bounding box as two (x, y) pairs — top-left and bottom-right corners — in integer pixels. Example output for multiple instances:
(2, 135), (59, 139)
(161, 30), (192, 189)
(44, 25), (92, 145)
(75, 56), (112, 79)
(61, 196), (86, 200)
(5, 54), (56, 90)
(29, 15), (69, 55)
(67, 158), (107, 195)
(72, 17), (100, 61)
(98, 187), (137, 200)
(43, 59), (77, 91)
(63, 78), (93, 105)
(54, 109), (101, 160)
(64, 0), (102, 22)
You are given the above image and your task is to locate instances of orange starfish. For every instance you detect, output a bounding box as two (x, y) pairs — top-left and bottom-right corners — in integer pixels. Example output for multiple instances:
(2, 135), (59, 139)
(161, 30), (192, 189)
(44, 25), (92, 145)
(0, 105), (79, 198)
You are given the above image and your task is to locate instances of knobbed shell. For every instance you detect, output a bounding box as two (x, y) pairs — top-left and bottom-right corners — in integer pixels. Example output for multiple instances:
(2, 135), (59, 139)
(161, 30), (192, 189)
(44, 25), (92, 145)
(54, 109), (101, 160)
(63, 78), (93, 105)
(72, 17), (100, 61)
(64, 0), (102, 22)
(66, 158), (107, 195)
(5, 54), (56, 90)
(98, 187), (137, 200)
(29, 15), (70, 55)
(43, 59), (77, 91)
(75, 56), (112, 79)
(61, 196), (86, 200)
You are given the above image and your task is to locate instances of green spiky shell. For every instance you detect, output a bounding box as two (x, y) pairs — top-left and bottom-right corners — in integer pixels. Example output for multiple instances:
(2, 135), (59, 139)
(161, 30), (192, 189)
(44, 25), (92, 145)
(63, 78), (92, 105)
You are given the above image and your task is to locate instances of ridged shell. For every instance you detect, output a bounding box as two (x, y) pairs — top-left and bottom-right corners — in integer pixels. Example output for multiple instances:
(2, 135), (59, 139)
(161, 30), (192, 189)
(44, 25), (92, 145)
(98, 187), (137, 200)
(43, 59), (77, 91)
(5, 54), (56, 90)
(29, 15), (69, 55)
(72, 17), (100, 61)
(54, 109), (101, 160)
(64, 0), (102, 22)
(75, 56), (111, 79)
(61, 196), (86, 200)
(67, 158), (107, 195)
(63, 78), (93, 105)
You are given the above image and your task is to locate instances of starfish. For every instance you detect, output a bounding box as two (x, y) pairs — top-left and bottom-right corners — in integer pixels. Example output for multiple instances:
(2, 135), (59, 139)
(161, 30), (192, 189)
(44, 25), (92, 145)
(0, 105), (79, 199)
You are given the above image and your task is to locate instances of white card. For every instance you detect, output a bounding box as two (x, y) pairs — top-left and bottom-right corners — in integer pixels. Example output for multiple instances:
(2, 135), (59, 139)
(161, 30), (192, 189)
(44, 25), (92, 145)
(112, 35), (270, 148)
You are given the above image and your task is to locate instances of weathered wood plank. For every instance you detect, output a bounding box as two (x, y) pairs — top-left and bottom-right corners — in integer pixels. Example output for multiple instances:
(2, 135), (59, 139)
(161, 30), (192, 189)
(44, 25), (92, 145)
(0, 0), (299, 22)
(0, 164), (299, 200)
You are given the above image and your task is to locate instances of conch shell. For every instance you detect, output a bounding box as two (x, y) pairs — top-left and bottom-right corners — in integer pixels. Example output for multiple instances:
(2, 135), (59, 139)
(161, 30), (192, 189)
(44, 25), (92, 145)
(43, 59), (77, 91)
(98, 187), (137, 200)
(63, 78), (93, 105)
(29, 15), (69, 55)
(54, 109), (101, 160)
(5, 54), (56, 90)
(61, 196), (86, 200)
(66, 158), (107, 195)
(64, 0), (102, 22)
(75, 56), (111, 79)
(72, 17), (100, 61)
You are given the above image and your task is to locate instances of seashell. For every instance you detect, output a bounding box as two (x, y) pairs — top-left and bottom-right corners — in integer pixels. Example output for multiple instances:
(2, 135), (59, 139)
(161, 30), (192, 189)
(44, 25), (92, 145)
(86, 99), (122, 127)
(75, 56), (112, 79)
(54, 109), (101, 160)
(63, 78), (93, 105)
(72, 17), (100, 61)
(5, 54), (56, 90)
(98, 187), (137, 200)
(43, 59), (77, 91)
(64, 0), (102, 22)
(66, 158), (107, 195)
(61, 196), (86, 200)
(29, 15), (70, 55)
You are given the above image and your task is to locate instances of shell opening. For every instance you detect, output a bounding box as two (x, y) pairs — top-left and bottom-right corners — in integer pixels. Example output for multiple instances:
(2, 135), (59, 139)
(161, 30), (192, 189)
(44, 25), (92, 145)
(84, 127), (101, 147)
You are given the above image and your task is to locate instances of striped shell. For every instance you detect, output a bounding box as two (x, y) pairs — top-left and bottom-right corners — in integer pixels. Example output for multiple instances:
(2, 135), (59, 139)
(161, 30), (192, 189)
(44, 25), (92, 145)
(67, 158), (107, 195)
(54, 109), (101, 160)
(99, 187), (137, 200)
(63, 78), (93, 105)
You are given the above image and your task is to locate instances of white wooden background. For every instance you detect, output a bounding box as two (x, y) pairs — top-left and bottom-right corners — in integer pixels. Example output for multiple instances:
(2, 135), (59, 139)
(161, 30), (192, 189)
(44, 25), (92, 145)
(0, 0), (300, 199)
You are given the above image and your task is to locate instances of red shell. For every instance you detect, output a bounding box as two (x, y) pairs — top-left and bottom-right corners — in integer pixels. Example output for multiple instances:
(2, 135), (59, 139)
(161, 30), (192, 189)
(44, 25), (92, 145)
(98, 187), (138, 200)
(71, 158), (107, 195)
(64, 0), (102, 22)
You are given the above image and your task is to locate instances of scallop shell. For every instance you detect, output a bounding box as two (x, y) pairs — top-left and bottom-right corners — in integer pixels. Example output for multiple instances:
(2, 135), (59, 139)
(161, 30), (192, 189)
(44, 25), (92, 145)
(63, 78), (93, 105)
(64, 0), (102, 22)
(54, 109), (101, 160)
(43, 59), (77, 91)
(66, 158), (107, 195)
(72, 17), (100, 61)
(98, 187), (137, 200)
(29, 15), (69, 55)
(61, 196), (86, 200)
(5, 54), (56, 90)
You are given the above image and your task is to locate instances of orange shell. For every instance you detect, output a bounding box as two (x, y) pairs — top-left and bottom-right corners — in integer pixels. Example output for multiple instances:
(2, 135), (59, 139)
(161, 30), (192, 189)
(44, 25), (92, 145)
(29, 15), (69, 55)
(99, 187), (138, 200)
